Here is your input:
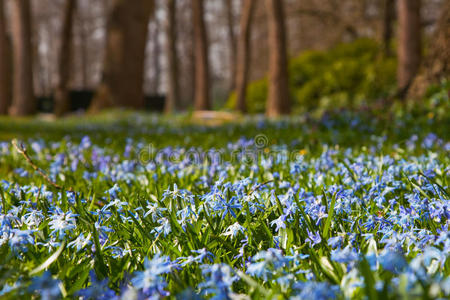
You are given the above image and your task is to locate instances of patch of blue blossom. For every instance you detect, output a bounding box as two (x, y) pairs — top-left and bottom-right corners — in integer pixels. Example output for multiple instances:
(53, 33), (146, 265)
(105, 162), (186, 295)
(28, 271), (61, 300)
(129, 253), (176, 297)
(198, 263), (238, 300)
(77, 271), (117, 300)
(48, 207), (77, 238)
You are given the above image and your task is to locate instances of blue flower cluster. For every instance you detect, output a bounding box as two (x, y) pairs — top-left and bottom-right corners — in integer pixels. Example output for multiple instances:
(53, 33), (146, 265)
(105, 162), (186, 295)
(0, 117), (448, 299)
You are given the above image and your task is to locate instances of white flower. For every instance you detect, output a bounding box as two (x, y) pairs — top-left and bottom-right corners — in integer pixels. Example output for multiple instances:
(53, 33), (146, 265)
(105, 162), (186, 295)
(222, 222), (245, 238)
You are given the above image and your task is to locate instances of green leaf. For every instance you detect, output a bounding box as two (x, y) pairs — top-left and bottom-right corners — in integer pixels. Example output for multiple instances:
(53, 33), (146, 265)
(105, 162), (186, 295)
(67, 269), (91, 295)
(30, 240), (66, 275)
(359, 256), (378, 300)
(236, 270), (270, 297)
(323, 192), (336, 239)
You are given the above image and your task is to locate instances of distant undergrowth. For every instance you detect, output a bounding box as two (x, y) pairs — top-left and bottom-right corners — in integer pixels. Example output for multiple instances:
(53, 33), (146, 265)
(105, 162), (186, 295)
(226, 38), (397, 113)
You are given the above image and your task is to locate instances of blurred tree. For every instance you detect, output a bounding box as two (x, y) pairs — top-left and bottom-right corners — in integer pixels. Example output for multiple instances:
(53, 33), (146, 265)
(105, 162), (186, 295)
(72, 0), (109, 90)
(10, 0), (35, 116)
(75, 2), (88, 89)
(89, 0), (154, 111)
(54, 0), (77, 116)
(235, 0), (255, 113)
(382, 0), (395, 56)
(177, 0), (195, 109)
(0, 0), (11, 115)
(164, 0), (180, 113)
(148, 17), (161, 94)
(408, 0), (449, 99)
(225, 0), (236, 92)
(165, 0), (180, 113)
(192, 0), (210, 110)
(265, 0), (290, 116)
(397, 0), (421, 96)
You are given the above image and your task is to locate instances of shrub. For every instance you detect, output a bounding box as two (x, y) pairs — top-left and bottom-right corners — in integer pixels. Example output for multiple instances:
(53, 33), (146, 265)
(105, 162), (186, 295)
(226, 38), (397, 113)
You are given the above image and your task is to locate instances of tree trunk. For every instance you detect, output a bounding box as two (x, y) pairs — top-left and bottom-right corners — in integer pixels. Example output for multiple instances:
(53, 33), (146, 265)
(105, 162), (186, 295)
(235, 0), (255, 113)
(0, 0), (11, 114)
(192, 0), (210, 110)
(10, 0), (35, 116)
(89, 0), (153, 112)
(150, 19), (161, 94)
(185, 3), (195, 109)
(54, 0), (77, 116)
(77, 12), (88, 89)
(225, 0), (236, 92)
(164, 0), (180, 113)
(397, 0), (421, 96)
(176, 0), (194, 109)
(265, 0), (290, 117)
(382, 0), (395, 56)
(408, 0), (450, 99)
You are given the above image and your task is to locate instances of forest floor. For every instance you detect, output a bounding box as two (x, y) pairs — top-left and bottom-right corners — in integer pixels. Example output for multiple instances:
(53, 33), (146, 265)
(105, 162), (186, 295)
(0, 106), (449, 298)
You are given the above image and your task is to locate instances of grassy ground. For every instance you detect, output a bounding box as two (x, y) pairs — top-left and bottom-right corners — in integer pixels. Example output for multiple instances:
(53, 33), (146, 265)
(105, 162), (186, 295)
(0, 106), (449, 299)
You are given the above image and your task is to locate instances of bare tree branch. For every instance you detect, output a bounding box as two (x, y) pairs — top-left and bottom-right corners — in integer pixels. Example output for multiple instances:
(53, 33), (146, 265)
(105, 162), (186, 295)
(12, 139), (73, 192)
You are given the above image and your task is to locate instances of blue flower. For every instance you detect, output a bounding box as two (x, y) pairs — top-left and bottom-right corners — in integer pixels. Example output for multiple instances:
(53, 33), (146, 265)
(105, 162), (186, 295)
(23, 209), (45, 228)
(305, 229), (321, 247)
(379, 251), (407, 274)
(199, 264), (238, 300)
(222, 222), (245, 238)
(292, 281), (339, 299)
(68, 233), (91, 252)
(3, 228), (35, 254)
(77, 271), (117, 300)
(314, 205), (328, 225)
(144, 201), (167, 221)
(247, 261), (269, 280)
(331, 246), (358, 263)
(177, 249), (214, 266)
(130, 253), (175, 297)
(270, 215), (287, 232)
(29, 271), (61, 300)
(106, 184), (121, 199)
(327, 236), (343, 249)
(48, 208), (77, 238)
(191, 248), (214, 263)
(0, 282), (19, 296)
(80, 136), (92, 149)
(216, 196), (242, 219)
(155, 217), (171, 236)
